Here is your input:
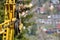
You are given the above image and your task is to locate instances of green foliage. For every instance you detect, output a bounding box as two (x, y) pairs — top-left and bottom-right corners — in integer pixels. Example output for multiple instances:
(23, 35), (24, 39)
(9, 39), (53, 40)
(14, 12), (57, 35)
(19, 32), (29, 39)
(23, 22), (35, 28)
(16, 0), (31, 4)
(23, 0), (32, 4)
(15, 29), (29, 40)
(0, 34), (2, 40)
(15, 13), (35, 40)
(21, 14), (33, 27)
(0, 0), (4, 23)
(30, 24), (37, 35)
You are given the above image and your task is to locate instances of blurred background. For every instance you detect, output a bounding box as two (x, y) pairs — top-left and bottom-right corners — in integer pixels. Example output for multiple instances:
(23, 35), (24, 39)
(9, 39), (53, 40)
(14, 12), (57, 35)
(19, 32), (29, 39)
(0, 0), (60, 40)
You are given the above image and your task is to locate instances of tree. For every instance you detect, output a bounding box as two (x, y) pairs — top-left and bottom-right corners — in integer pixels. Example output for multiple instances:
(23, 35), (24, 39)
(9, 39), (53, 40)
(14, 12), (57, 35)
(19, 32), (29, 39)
(15, 0), (34, 40)
(15, 13), (35, 40)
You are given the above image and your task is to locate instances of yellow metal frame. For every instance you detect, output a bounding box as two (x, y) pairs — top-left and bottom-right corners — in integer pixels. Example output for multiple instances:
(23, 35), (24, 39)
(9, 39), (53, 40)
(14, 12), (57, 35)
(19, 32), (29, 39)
(0, 0), (16, 40)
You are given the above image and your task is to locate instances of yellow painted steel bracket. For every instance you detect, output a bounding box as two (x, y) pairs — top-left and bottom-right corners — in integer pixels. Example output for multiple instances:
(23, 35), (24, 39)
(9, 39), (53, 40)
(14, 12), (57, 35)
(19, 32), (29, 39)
(0, 18), (16, 34)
